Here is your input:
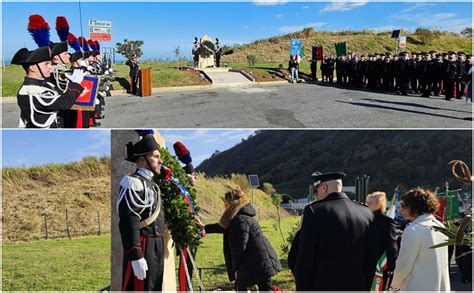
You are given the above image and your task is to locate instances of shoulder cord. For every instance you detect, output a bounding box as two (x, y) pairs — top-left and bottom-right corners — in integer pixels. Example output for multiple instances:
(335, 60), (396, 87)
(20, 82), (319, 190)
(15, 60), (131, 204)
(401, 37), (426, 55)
(117, 179), (156, 219)
(28, 87), (62, 128)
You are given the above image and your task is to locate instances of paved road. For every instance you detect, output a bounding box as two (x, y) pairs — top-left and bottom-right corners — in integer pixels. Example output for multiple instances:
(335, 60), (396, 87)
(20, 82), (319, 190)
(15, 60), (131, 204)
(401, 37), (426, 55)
(2, 82), (472, 128)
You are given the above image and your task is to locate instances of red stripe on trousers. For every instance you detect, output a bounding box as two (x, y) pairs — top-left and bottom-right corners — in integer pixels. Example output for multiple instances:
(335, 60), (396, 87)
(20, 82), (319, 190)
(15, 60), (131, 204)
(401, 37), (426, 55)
(179, 247), (188, 292)
(123, 235), (147, 291)
(76, 110), (82, 128)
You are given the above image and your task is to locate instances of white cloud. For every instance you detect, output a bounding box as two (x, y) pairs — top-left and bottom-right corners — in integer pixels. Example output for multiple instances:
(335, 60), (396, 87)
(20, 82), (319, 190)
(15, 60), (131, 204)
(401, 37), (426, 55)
(277, 22), (327, 33)
(252, 0), (288, 6)
(399, 2), (436, 14)
(302, 5), (309, 9)
(276, 14), (284, 18)
(321, 0), (369, 12)
(390, 11), (471, 33)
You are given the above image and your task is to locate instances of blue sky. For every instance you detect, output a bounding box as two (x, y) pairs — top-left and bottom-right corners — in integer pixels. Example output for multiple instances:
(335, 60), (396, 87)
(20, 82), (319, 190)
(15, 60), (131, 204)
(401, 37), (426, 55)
(1, 129), (257, 168)
(159, 129), (256, 167)
(2, 130), (110, 167)
(2, 1), (472, 62)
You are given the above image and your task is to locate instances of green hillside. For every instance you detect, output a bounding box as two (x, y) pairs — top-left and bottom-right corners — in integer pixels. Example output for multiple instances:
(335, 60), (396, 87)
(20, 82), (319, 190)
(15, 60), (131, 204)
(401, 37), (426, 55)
(223, 28), (473, 64)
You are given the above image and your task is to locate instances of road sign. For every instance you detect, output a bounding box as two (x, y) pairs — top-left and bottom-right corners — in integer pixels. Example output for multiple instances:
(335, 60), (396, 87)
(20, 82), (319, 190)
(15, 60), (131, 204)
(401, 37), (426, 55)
(88, 20), (112, 28)
(89, 20), (112, 41)
(248, 175), (260, 188)
(399, 36), (407, 49)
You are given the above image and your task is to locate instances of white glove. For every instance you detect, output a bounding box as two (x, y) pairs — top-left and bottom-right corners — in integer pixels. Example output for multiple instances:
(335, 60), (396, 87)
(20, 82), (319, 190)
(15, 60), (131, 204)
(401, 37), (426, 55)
(131, 258), (148, 280)
(65, 69), (85, 84)
(79, 60), (88, 67)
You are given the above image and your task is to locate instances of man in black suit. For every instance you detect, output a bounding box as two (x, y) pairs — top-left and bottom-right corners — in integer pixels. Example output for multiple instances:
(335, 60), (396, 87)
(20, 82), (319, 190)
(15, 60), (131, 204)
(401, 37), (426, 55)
(294, 172), (375, 291)
(444, 52), (458, 101)
(456, 51), (467, 99)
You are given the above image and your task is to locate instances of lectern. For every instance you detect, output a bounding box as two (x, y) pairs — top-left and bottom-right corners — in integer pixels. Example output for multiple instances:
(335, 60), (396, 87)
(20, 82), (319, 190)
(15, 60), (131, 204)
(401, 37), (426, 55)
(139, 67), (152, 97)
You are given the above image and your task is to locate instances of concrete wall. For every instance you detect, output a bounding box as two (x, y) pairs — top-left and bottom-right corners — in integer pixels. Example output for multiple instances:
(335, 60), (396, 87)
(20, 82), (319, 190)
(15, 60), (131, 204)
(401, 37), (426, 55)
(110, 130), (139, 291)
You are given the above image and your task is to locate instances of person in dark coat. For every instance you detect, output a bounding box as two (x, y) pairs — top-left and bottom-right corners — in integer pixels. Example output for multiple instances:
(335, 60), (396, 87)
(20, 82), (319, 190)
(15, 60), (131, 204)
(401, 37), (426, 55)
(126, 54), (140, 95)
(310, 59), (318, 82)
(294, 171), (375, 291)
(117, 134), (166, 291)
(382, 56), (394, 92)
(444, 52), (458, 101)
(397, 52), (410, 95)
(432, 54), (445, 96)
(205, 189), (281, 291)
(366, 191), (399, 290)
(456, 52), (467, 99)
(327, 55), (335, 83)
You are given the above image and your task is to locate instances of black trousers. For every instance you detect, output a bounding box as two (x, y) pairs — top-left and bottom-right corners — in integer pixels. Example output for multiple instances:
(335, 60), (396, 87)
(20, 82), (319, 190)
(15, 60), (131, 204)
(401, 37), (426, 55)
(235, 276), (272, 292)
(130, 75), (139, 95)
(456, 79), (466, 98)
(122, 236), (164, 291)
(444, 79), (456, 100)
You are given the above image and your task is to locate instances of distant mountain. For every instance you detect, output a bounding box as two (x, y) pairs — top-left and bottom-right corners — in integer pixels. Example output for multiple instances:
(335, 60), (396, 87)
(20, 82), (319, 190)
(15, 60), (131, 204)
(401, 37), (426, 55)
(197, 130), (472, 197)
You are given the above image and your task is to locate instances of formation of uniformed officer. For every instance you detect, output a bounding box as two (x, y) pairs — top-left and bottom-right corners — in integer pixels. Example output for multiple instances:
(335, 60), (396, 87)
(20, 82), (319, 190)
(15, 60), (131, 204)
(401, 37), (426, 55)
(319, 51), (472, 101)
(13, 14), (112, 128)
(117, 134), (166, 291)
(293, 171), (376, 291)
(12, 14), (86, 128)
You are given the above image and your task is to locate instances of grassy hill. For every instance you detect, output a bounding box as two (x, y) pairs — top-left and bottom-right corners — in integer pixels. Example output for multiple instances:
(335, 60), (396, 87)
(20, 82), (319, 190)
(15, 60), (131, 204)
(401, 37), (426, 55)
(223, 28), (473, 64)
(2, 156), (111, 243)
(193, 173), (289, 222)
(2, 61), (210, 97)
(4, 29), (470, 97)
(197, 130), (472, 197)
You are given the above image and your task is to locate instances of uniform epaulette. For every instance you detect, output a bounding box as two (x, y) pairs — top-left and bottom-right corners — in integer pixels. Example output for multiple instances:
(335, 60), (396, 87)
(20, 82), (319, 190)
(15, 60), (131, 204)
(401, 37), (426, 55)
(120, 175), (144, 192)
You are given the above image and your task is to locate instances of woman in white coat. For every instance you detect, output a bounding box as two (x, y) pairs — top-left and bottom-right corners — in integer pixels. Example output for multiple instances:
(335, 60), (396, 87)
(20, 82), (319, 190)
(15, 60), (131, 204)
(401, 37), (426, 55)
(391, 188), (450, 291)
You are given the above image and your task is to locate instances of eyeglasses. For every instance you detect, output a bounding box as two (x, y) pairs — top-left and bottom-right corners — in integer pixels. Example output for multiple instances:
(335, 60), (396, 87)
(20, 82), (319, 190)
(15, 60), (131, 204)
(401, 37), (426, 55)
(314, 182), (325, 191)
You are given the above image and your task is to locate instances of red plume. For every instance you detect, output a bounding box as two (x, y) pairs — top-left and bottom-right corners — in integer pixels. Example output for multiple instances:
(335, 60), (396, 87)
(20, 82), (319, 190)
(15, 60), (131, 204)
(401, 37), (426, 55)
(55, 16), (69, 29)
(173, 141), (189, 158)
(27, 14), (50, 30)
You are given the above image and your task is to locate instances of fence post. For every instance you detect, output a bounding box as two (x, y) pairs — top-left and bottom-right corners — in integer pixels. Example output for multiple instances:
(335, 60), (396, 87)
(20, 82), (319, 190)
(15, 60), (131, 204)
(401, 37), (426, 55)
(98, 211), (101, 235)
(44, 214), (48, 239)
(65, 208), (71, 239)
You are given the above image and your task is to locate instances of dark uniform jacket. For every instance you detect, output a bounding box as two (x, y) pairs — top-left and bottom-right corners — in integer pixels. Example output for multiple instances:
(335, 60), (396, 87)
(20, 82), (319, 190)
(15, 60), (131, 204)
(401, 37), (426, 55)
(117, 169), (166, 261)
(294, 192), (375, 291)
(446, 61), (458, 80)
(16, 76), (83, 128)
(126, 59), (140, 77)
(205, 203), (281, 287)
(367, 210), (399, 279)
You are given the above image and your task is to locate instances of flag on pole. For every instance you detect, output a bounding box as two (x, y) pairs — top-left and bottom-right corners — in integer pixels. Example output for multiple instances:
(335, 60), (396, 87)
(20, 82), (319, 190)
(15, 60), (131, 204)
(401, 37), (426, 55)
(371, 251), (388, 292)
(335, 42), (347, 56)
(371, 187), (398, 291)
(436, 190), (460, 220)
(386, 187), (399, 219)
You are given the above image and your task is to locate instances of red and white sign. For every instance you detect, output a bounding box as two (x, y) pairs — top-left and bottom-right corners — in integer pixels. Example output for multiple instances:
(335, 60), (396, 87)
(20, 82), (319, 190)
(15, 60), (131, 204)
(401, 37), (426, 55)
(399, 36), (407, 48)
(89, 20), (112, 41)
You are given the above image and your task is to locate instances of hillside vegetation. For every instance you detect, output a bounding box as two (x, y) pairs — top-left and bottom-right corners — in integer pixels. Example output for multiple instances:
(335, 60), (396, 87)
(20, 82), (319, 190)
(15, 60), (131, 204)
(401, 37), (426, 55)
(223, 28), (473, 64)
(197, 130), (472, 197)
(2, 156), (111, 242)
(193, 173), (289, 222)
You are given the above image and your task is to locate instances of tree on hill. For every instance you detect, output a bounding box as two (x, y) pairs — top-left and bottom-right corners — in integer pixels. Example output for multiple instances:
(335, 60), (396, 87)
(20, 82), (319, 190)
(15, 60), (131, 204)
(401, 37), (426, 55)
(116, 39), (144, 59)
